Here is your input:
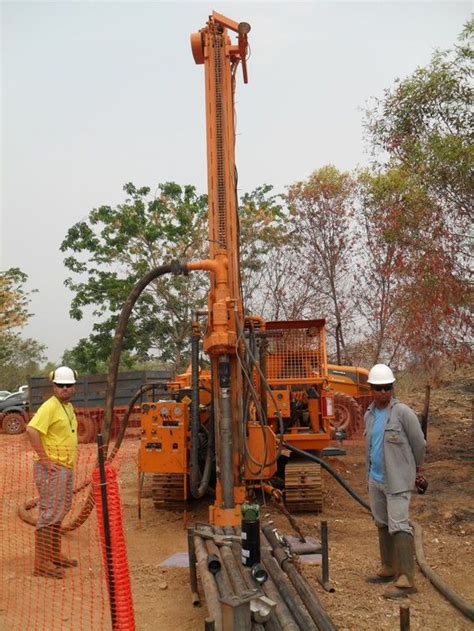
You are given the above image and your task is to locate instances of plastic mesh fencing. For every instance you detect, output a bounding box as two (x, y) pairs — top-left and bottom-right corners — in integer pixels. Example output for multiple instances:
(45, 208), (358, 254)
(92, 463), (135, 630)
(0, 431), (137, 631)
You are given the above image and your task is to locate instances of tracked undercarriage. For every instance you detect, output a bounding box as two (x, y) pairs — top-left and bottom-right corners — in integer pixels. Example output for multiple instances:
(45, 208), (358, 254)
(285, 459), (323, 513)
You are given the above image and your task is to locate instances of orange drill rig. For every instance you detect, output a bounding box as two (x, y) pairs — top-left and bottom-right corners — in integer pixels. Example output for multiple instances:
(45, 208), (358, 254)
(138, 12), (337, 527)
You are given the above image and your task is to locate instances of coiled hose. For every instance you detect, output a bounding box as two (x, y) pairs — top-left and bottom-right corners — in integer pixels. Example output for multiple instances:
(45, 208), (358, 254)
(18, 381), (156, 527)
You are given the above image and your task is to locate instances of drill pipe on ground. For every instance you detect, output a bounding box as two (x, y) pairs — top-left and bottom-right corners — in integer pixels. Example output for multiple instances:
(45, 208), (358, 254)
(188, 529), (201, 606)
(260, 545), (318, 631)
(194, 536), (222, 631)
(194, 524), (336, 631)
(205, 539), (234, 599)
(215, 528), (251, 597)
(262, 524), (338, 631)
(224, 527), (287, 631)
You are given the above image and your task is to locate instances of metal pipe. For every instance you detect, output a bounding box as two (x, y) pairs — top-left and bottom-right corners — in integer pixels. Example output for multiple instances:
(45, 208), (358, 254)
(258, 336), (268, 421)
(262, 525), (337, 631)
(218, 355), (234, 508)
(97, 433), (117, 629)
(187, 528), (200, 606)
(205, 539), (233, 598)
(400, 604), (410, 631)
(194, 536), (222, 631)
(189, 325), (214, 499)
(261, 547), (317, 631)
(214, 529), (248, 596)
(225, 527), (292, 631)
(318, 520), (334, 593)
(190, 327), (201, 494)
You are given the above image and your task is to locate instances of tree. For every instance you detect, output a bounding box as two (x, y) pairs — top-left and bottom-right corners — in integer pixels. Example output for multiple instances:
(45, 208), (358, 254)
(61, 181), (288, 373)
(61, 182), (209, 373)
(0, 268), (46, 389)
(0, 337), (46, 391)
(0, 268), (31, 335)
(286, 166), (359, 361)
(360, 20), (473, 371)
(356, 166), (471, 369)
(365, 19), (473, 267)
(236, 185), (302, 319)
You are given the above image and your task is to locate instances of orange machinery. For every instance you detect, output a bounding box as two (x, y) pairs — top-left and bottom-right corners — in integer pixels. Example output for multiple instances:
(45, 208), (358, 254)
(139, 12), (335, 525)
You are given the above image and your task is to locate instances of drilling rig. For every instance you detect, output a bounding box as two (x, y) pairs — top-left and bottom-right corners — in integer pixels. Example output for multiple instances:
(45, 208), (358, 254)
(138, 12), (338, 526)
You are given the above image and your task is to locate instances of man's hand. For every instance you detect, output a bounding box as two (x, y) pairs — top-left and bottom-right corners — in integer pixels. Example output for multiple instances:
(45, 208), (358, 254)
(415, 467), (428, 494)
(38, 458), (60, 472)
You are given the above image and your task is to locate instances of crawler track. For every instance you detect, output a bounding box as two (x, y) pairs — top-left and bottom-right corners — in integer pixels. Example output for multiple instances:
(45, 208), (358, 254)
(285, 459), (323, 512)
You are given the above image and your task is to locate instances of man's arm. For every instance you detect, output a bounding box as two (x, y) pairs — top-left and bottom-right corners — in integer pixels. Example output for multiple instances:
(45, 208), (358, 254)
(400, 405), (426, 466)
(26, 427), (58, 470)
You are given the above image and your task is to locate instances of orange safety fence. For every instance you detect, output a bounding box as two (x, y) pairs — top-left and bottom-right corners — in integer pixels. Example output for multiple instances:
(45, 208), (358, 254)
(0, 430), (138, 631)
(92, 463), (135, 630)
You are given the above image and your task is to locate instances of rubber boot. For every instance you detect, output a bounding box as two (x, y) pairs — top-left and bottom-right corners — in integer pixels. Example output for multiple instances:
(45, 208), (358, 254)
(51, 523), (78, 568)
(33, 527), (64, 578)
(366, 526), (395, 584)
(384, 532), (417, 598)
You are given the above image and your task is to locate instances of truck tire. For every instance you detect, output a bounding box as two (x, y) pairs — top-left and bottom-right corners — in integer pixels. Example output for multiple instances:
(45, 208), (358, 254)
(2, 411), (27, 434)
(332, 392), (363, 439)
(76, 414), (96, 444)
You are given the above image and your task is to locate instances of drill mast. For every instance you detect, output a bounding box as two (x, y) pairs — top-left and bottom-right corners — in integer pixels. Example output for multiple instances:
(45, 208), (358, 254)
(190, 12), (251, 525)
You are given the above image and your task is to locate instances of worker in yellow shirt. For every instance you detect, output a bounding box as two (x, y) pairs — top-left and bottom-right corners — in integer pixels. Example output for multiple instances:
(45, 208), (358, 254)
(26, 366), (79, 579)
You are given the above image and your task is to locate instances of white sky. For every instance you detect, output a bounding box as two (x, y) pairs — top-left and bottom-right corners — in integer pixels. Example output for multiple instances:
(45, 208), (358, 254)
(1, 1), (471, 363)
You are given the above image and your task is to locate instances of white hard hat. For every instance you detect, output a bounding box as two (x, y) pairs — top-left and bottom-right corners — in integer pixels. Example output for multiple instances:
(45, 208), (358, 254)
(50, 366), (77, 384)
(367, 364), (395, 385)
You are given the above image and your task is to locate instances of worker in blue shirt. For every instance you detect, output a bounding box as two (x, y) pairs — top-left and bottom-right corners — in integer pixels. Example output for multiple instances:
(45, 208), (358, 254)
(364, 364), (426, 598)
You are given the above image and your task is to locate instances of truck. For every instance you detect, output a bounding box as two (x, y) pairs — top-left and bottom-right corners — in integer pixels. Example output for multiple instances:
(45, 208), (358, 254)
(0, 370), (172, 442)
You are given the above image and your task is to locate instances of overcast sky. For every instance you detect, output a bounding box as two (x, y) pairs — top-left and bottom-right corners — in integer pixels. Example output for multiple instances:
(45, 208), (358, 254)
(1, 1), (471, 365)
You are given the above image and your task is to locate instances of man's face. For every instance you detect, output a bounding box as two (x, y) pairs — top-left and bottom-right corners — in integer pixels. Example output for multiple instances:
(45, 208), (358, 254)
(53, 383), (76, 403)
(371, 383), (393, 408)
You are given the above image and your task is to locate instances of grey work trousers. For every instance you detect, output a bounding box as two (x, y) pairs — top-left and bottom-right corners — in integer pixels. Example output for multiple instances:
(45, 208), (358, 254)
(34, 462), (73, 529)
(368, 477), (412, 535)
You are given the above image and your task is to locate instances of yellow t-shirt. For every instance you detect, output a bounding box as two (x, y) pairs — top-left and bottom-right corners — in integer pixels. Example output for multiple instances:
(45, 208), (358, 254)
(28, 396), (78, 468)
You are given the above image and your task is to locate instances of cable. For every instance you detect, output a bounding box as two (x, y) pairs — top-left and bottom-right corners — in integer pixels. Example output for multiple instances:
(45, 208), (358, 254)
(282, 441), (371, 512)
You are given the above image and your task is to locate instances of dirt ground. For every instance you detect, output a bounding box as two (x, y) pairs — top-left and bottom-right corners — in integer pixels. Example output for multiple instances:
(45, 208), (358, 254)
(1, 369), (472, 630)
(119, 368), (474, 630)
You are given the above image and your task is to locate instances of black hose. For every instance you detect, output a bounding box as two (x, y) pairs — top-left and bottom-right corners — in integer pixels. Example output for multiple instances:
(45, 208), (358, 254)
(62, 262), (187, 532)
(102, 262), (187, 450)
(283, 442), (474, 622)
(190, 330), (214, 498)
(413, 521), (474, 621)
(282, 441), (371, 512)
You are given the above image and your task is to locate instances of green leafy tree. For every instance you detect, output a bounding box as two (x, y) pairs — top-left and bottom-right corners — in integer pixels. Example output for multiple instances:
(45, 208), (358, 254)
(365, 19), (473, 266)
(61, 182), (209, 373)
(61, 181), (287, 373)
(0, 268), (46, 389)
